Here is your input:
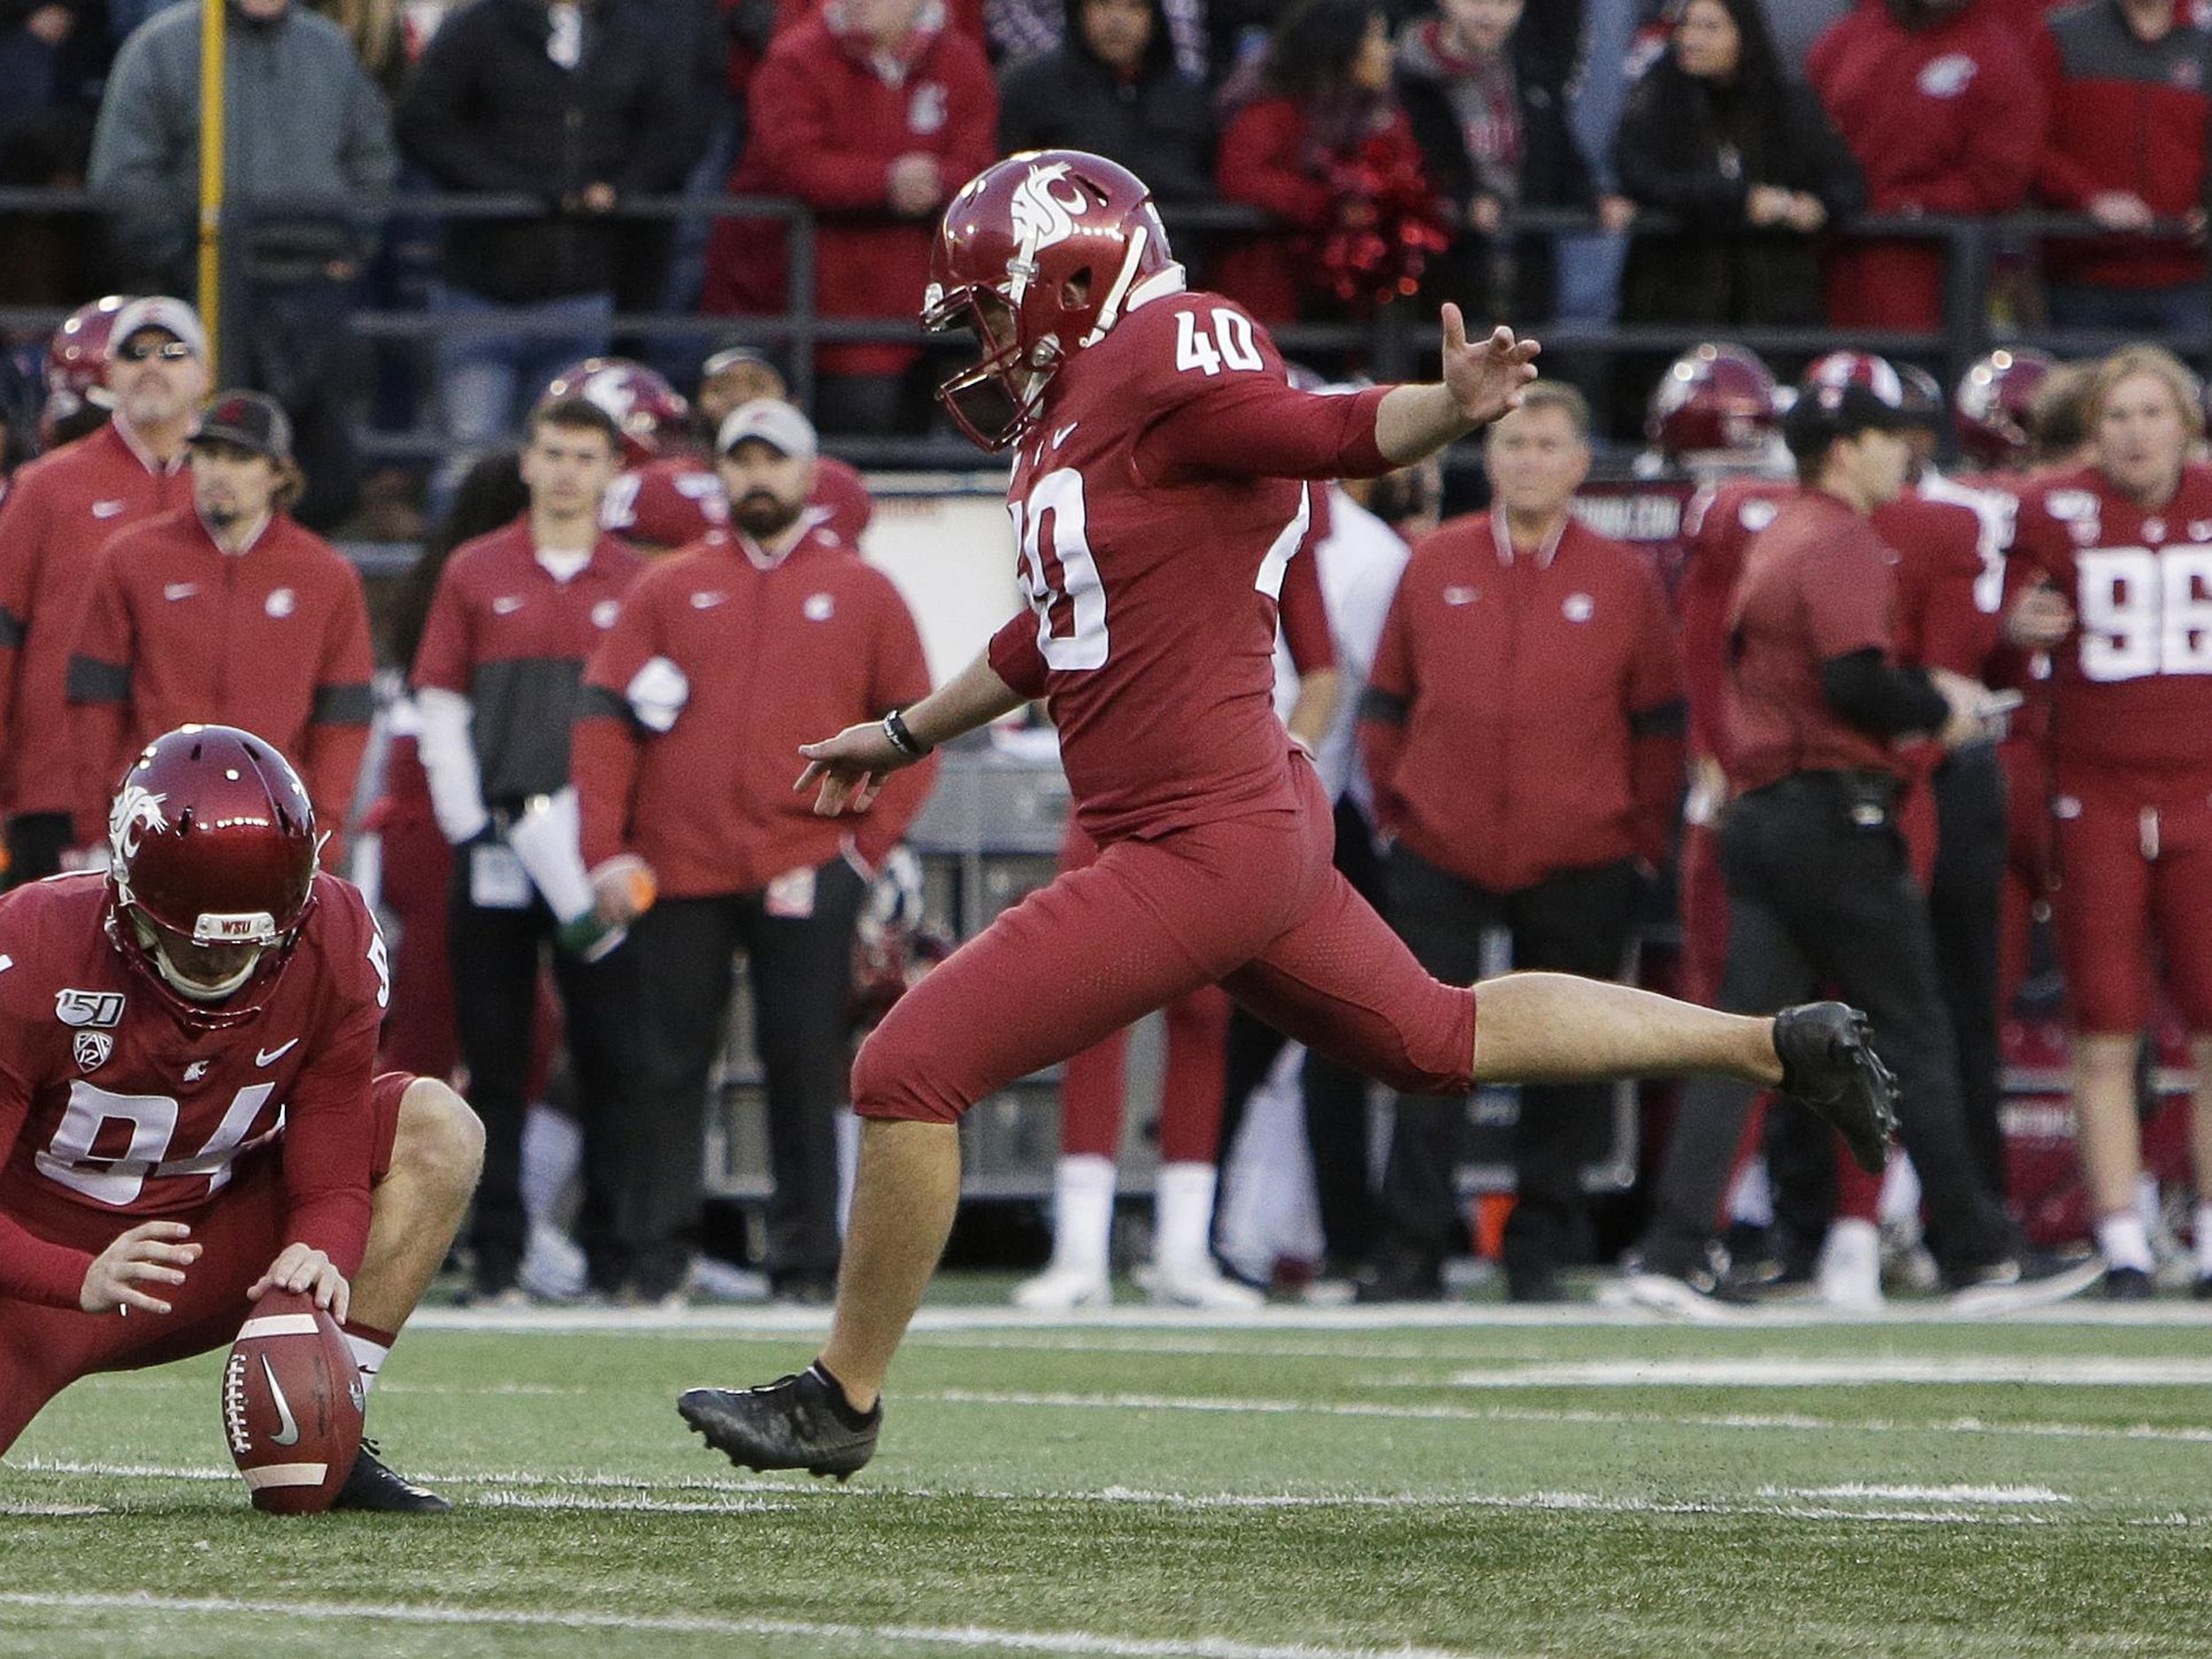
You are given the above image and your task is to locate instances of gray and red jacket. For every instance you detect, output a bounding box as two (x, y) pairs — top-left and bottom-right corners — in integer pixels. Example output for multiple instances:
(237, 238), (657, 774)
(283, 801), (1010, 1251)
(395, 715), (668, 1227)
(411, 519), (643, 808)
(573, 526), (935, 898)
(2033, 0), (2210, 288)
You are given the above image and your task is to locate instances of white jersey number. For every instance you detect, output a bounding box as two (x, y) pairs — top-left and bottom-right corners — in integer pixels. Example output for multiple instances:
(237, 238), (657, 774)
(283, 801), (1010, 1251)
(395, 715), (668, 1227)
(1011, 468), (1109, 672)
(1173, 309), (1264, 377)
(37, 1080), (280, 1206)
(2076, 547), (2212, 682)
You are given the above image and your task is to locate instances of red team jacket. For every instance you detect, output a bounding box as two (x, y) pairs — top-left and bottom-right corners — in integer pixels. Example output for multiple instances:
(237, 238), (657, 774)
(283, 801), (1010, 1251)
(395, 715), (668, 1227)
(1808, 0), (2046, 329)
(2008, 460), (2212, 779)
(0, 421), (192, 827)
(1361, 510), (1685, 894)
(982, 280), (1394, 845)
(0, 873), (388, 1310)
(573, 526), (936, 895)
(66, 509), (376, 849)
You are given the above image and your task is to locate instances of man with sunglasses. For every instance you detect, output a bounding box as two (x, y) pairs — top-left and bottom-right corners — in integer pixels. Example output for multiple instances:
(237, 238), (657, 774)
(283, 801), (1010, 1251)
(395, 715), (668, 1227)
(0, 297), (210, 888)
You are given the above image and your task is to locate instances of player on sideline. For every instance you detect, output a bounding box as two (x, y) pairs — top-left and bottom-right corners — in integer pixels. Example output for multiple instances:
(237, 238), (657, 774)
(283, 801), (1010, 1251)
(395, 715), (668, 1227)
(0, 726), (483, 1511)
(678, 150), (1899, 1479)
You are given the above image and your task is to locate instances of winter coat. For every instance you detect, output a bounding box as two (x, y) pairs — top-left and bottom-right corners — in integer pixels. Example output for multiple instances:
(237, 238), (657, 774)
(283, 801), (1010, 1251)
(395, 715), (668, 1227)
(997, 0), (1213, 204)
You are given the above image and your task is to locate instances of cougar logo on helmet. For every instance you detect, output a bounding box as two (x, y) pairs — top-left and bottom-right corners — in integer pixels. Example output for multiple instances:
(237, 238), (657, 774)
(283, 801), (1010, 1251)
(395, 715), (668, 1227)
(109, 783), (168, 867)
(1008, 162), (1089, 303)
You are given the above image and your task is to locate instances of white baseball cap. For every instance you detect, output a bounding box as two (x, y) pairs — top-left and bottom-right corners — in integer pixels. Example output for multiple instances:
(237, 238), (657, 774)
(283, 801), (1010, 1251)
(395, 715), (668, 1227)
(111, 296), (209, 361)
(716, 398), (818, 461)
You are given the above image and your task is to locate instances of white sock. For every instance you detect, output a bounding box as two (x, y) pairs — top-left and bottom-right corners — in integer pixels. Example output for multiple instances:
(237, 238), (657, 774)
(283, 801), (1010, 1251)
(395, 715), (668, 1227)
(1049, 1155), (1117, 1277)
(2095, 1212), (2154, 1273)
(519, 1103), (583, 1227)
(346, 1333), (390, 1400)
(1152, 1162), (1218, 1274)
(2194, 1201), (2212, 1279)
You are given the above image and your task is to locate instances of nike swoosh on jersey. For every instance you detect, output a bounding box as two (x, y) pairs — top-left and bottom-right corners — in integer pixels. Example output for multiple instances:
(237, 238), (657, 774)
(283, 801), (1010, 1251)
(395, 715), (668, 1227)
(1051, 422), (1079, 449)
(492, 595), (525, 614)
(255, 1038), (301, 1066)
(164, 582), (199, 601)
(262, 1356), (302, 1447)
(690, 591), (729, 609)
(92, 500), (127, 518)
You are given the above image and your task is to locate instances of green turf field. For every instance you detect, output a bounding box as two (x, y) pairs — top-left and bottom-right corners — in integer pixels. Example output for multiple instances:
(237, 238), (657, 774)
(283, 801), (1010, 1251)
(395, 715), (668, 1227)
(4, 1291), (2212, 1658)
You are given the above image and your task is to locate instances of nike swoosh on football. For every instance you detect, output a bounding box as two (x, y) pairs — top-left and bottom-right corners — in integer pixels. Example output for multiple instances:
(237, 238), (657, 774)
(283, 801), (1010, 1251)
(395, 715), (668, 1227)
(262, 1356), (302, 1447)
(255, 1038), (300, 1066)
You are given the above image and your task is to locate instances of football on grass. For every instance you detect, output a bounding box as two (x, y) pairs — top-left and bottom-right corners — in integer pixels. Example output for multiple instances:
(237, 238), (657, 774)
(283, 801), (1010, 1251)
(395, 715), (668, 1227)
(220, 1290), (363, 1514)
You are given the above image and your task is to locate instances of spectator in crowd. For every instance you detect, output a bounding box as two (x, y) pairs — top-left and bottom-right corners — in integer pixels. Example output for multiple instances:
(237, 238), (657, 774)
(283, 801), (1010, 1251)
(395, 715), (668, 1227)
(410, 395), (644, 1303)
(1614, 380), (2093, 1314)
(1612, 0), (1863, 331)
(396, 0), (698, 479)
(694, 345), (876, 544)
(2032, 0), (2210, 335)
(65, 390), (375, 855)
(573, 400), (935, 1303)
(1808, 0), (2046, 333)
(1394, 0), (1617, 326)
(1214, 0), (1430, 325)
(1359, 383), (1684, 1302)
(0, 296), (205, 887)
(2003, 347), (2212, 1297)
(703, 0), (997, 435)
(988, 0), (1202, 80)
(89, 0), (398, 530)
(998, 0), (1215, 205)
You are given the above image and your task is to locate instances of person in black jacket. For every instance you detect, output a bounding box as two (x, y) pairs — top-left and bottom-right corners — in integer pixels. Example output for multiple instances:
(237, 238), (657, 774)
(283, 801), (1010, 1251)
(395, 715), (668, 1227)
(998, 0), (1213, 204)
(396, 0), (696, 480)
(1609, 0), (1860, 330)
(1394, 0), (1605, 324)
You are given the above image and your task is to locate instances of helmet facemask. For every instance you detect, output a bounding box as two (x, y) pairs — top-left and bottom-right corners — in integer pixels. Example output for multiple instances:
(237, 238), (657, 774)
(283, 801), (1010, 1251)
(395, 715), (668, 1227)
(924, 281), (1060, 451)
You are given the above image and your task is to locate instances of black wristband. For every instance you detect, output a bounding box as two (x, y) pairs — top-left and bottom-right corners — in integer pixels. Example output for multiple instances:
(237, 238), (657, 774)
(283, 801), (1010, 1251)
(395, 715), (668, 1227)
(882, 707), (931, 758)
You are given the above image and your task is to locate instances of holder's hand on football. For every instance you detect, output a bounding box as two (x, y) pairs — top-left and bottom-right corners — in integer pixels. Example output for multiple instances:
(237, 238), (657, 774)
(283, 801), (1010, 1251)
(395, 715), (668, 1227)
(796, 720), (911, 817)
(1440, 304), (1540, 429)
(250, 1242), (350, 1325)
(81, 1219), (202, 1316)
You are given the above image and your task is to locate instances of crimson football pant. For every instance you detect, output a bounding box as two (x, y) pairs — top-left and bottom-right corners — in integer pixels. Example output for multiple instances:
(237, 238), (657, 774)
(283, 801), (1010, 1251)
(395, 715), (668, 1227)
(0, 1072), (409, 1457)
(1055, 821), (1231, 1164)
(853, 758), (1476, 1133)
(2050, 762), (2212, 1035)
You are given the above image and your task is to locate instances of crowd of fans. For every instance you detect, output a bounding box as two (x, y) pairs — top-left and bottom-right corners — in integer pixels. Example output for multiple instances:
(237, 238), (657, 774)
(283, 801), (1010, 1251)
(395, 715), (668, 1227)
(0, 0), (2209, 1313)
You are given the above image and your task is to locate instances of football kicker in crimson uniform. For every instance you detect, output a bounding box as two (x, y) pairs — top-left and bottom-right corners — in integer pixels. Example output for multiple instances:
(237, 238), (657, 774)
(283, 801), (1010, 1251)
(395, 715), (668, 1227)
(676, 150), (1904, 1481)
(0, 725), (482, 1510)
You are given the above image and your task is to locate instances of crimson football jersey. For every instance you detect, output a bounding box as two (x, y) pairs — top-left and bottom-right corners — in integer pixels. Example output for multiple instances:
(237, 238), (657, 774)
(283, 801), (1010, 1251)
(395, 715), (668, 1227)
(603, 457), (729, 550)
(1678, 476), (1796, 769)
(0, 872), (388, 1309)
(985, 276), (1390, 843)
(1878, 489), (2001, 680)
(2009, 462), (2212, 773)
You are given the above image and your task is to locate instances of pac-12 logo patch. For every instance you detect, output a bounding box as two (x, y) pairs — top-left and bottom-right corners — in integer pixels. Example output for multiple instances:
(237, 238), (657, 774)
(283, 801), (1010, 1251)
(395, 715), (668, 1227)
(56, 988), (125, 1027)
(73, 1031), (113, 1071)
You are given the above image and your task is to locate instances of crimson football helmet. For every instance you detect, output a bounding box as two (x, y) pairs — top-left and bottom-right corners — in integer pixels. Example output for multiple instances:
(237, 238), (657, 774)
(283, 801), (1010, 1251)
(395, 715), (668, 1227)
(540, 357), (690, 467)
(105, 726), (319, 1027)
(1802, 349), (1907, 409)
(1955, 348), (2057, 472)
(924, 150), (1175, 449)
(41, 295), (132, 446)
(1647, 343), (1779, 460)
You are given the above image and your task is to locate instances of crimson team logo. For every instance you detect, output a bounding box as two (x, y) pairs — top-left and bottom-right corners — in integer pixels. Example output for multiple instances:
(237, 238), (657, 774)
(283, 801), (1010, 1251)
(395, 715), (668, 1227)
(1008, 162), (1088, 303)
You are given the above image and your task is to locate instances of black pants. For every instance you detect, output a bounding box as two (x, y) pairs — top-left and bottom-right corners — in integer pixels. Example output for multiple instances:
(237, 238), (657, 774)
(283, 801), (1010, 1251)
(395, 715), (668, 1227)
(1929, 744), (2008, 1198)
(448, 846), (638, 1294)
(1216, 795), (1387, 1270)
(1378, 846), (1640, 1273)
(1640, 774), (2016, 1278)
(624, 857), (865, 1296)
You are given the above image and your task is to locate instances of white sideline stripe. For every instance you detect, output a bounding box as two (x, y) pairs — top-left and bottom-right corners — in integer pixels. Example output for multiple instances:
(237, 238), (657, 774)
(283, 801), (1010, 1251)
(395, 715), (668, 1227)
(234, 1314), (320, 1340)
(0, 1593), (1508, 1659)
(0, 1502), (109, 1516)
(914, 1388), (2212, 1447)
(1446, 1357), (2212, 1387)
(1762, 1484), (2069, 1505)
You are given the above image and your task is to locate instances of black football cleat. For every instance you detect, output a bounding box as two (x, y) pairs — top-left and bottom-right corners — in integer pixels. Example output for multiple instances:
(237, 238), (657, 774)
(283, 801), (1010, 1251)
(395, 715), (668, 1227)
(679, 1364), (880, 1482)
(2102, 1264), (2154, 1302)
(1773, 1002), (1900, 1175)
(333, 1439), (452, 1514)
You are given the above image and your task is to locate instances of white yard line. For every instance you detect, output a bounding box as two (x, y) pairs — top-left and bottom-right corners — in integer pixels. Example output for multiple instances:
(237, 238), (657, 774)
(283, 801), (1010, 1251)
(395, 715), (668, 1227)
(1443, 1357), (2212, 1387)
(0, 1592), (1509, 1659)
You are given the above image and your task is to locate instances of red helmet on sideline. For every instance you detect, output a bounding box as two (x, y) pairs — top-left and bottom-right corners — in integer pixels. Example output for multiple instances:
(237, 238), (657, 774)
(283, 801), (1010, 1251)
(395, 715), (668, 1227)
(41, 295), (133, 444)
(924, 150), (1175, 449)
(1955, 349), (2058, 471)
(1803, 350), (1907, 409)
(1647, 343), (1779, 460)
(541, 357), (689, 467)
(106, 726), (319, 1028)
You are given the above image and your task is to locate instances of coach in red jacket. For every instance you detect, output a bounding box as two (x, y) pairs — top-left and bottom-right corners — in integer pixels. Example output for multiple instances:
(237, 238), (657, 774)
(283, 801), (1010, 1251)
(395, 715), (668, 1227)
(1809, 0), (2046, 331)
(65, 392), (373, 859)
(575, 399), (935, 1303)
(1357, 383), (1683, 1303)
(702, 0), (997, 434)
(2033, 0), (2211, 333)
